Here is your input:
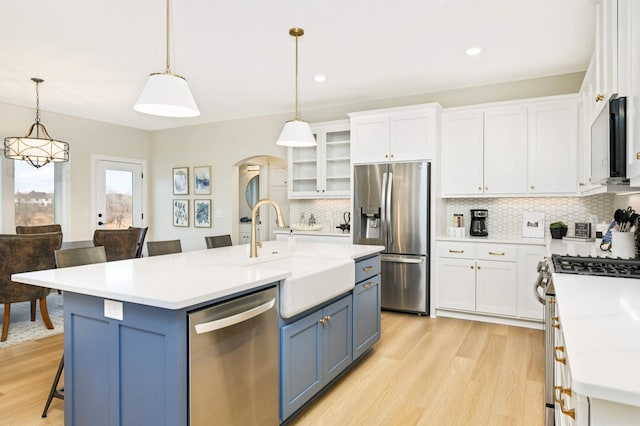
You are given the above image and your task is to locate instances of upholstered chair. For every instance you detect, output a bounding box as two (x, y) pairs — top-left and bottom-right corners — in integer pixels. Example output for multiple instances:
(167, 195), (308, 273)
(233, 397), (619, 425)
(147, 240), (182, 256)
(128, 226), (149, 258)
(0, 232), (62, 342)
(204, 234), (232, 249)
(92, 229), (140, 262)
(16, 224), (62, 234)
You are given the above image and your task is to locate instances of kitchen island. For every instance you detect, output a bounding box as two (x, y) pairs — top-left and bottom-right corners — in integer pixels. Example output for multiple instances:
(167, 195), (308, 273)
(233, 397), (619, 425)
(13, 241), (383, 426)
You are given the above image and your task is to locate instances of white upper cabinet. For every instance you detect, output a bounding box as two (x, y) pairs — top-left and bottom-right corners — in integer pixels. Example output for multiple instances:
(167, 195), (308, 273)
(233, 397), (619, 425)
(288, 120), (350, 199)
(593, 0), (619, 117)
(442, 105), (528, 196)
(483, 106), (528, 195)
(619, 0), (640, 185)
(528, 99), (579, 194)
(349, 104), (440, 164)
(442, 96), (579, 197)
(441, 111), (484, 195)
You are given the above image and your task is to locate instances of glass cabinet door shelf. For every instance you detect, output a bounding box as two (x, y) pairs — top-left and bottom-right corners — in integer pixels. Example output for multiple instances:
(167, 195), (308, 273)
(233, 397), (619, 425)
(288, 120), (350, 199)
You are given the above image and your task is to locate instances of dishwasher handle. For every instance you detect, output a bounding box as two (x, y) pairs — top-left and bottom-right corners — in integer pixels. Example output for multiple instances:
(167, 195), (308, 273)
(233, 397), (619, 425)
(194, 297), (276, 334)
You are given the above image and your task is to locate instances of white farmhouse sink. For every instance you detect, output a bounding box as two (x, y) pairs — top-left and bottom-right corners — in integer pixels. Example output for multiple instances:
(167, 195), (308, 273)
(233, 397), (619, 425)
(245, 253), (355, 319)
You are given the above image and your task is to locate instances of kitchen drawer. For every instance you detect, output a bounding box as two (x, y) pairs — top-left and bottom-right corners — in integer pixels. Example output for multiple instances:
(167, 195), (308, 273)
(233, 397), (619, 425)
(437, 242), (476, 259)
(355, 255), (381, 284)
(476, 244), (517, 262)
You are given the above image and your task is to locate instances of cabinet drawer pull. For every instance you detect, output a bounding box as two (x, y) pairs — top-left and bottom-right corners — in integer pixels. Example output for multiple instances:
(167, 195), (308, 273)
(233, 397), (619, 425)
(362, 266), (375, 272)
(448, 249), (464, 253)
(552, 316), (560, 329)
(554, 346), (567, 364)
(555, 386), (576, 419)
(488, 251), (505, 256)
(637, 152), (640, 160)
(363, 281), (376, 289)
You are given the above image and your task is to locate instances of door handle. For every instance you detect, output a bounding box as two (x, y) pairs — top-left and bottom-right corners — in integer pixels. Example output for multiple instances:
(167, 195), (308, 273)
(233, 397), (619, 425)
(194, 298), (275, 334)
(98, 221), (104, 226)
(380, 255), (424, 264)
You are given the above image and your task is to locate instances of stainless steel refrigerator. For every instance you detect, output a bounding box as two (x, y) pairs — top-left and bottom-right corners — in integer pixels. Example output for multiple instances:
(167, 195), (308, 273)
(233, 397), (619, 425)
(353, 161), (430, 314)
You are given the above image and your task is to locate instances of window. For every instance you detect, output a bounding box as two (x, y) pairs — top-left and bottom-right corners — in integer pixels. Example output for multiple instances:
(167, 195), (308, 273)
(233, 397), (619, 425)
(14, 161), (56, 226)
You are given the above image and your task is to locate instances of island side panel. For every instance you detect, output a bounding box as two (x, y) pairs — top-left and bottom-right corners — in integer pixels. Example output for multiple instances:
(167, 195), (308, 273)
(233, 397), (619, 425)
(64, 292), (188, 426)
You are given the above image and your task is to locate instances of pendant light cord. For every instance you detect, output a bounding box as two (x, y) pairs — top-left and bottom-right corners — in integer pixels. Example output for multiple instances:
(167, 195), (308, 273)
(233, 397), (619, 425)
(166, 0), (171, 73)
(294, 32), (299, 120)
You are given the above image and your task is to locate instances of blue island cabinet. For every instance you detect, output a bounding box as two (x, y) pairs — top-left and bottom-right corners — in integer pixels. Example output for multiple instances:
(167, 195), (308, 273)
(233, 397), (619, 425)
(63, 291), (190, 426)
(280, 295), (352, 421)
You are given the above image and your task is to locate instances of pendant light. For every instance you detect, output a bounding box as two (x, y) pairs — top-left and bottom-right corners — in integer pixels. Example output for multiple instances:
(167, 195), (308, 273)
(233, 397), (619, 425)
(4, 78), (69, 168)
(276, 28), (316, 147)
(133, 0), (199, 117)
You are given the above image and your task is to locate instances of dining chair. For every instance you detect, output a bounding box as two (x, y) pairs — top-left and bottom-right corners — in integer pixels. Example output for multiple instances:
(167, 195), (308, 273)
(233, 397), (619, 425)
(16, 224), (62, 234)
(0, 232), (62, 342)
(42, 246), (107, 418)
(92, 228), (139, 262)
(147, 239), (182, 256)
(205, 234), (232, 249)
(128, 226), (149, 258)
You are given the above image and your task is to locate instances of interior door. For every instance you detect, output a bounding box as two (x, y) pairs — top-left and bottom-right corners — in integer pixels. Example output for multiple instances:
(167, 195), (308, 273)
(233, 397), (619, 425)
(95, 159), (143, 229)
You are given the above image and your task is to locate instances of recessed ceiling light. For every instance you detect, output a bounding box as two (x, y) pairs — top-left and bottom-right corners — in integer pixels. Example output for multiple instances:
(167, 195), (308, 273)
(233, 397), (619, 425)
(313, 74), (327, 83)
(465, 47), (482, 56)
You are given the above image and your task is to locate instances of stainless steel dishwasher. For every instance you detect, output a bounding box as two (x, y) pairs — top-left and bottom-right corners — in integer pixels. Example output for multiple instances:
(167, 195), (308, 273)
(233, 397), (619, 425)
(188, 286), (278, 425)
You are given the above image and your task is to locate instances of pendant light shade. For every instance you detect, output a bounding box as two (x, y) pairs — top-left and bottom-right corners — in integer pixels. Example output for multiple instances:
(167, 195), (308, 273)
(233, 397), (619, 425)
(133, 0), (199, 118)
(276, 28), (316, 147)
(276, 119), (316, 147)
(4, 78), (69, 168)
(134, 72), (199, 117)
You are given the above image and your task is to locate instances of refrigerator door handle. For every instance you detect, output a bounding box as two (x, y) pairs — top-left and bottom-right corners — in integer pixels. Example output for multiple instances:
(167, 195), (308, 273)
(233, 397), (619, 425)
(386, 172), (393, 245)
(381, 255), (424, 264)
(381, 172), (388, 243)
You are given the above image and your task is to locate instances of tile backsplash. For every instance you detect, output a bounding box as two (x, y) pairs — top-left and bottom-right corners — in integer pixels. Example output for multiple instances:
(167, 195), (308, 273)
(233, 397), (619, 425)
(289, 199), (351, 233)
(445, 193), (640, 239)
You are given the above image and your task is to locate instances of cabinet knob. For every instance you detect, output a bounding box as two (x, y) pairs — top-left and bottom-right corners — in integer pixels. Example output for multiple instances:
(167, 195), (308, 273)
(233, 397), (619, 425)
(484, 187), (488, 191)
(478, 186), (482, 191)
(530, 186), (534, 190)
(390, 154), (394, 158)
(595, 94), (604, 102)
(385, 154), (389, 158)
(637, 152), (640, 160)
(470, 265), (474, 270)
(477, 265), (481, 270)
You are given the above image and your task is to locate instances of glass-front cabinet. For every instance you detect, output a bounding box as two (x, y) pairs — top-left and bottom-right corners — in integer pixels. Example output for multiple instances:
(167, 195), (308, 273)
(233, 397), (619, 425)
(288, 120), (350, 199)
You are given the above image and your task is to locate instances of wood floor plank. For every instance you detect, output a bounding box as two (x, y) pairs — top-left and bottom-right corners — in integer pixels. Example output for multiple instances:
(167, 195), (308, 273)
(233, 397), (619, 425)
(0, 313), (544, 425)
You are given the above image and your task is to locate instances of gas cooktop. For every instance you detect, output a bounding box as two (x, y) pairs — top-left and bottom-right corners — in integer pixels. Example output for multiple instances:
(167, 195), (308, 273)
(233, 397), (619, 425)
(551, 254), (640, 278)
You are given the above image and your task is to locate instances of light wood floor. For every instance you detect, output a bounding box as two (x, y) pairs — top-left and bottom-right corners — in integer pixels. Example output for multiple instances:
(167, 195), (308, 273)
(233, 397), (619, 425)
(0, 313), (544, 425)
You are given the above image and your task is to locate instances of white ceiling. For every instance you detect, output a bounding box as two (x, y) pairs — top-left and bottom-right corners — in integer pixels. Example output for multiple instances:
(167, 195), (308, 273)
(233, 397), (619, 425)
(0, 0), (595, 131)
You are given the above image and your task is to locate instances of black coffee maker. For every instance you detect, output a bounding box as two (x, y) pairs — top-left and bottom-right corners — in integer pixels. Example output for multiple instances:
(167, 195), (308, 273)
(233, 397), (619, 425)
(470, 209), (488, 236)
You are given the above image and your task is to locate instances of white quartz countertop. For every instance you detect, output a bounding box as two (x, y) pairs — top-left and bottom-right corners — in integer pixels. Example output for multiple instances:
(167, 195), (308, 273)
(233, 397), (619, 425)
(12, 241), (383, 310)
(553, 273), (640, 407)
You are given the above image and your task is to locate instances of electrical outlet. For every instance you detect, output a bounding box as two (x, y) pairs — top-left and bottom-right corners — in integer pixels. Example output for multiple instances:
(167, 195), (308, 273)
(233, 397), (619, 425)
(104, 299), (123, 320)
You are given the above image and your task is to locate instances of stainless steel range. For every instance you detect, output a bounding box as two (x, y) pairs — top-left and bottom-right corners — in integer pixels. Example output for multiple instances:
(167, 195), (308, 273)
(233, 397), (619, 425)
(536, 254), (640, 425)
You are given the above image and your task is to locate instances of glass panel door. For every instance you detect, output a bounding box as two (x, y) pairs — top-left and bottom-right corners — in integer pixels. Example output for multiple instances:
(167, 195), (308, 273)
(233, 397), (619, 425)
(95, 160), (143, 229)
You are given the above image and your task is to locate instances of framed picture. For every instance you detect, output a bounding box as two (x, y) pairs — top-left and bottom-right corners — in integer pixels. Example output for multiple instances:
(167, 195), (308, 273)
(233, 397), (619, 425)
(194, 166), (211, 195)
(173, 199), (189, 227)
(173, 167), (189, 195)
(194, 199), (212, 228)
(522, 211), (545, 239)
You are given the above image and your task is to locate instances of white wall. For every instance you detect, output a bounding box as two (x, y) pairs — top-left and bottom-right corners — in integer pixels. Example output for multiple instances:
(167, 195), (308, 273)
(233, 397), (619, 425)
(0, 103), (150, 240)
(0, 72), (585, 249)
(148, 115), (289, 251)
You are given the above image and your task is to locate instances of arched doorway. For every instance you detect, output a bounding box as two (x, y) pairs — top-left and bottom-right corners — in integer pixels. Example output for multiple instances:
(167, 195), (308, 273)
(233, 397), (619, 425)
(234, 155), (288, 243)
